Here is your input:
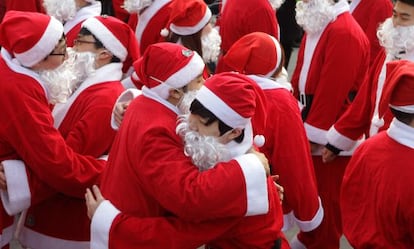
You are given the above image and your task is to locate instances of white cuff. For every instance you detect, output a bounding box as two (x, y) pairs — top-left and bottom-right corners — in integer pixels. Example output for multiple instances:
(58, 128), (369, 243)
(110, 88), (141, 130)
(235, 153), (269, 216)
(326, 126), (356, 151)
(282, 211), (295, 232)
(91, 200), (120, 249)
(0, 160), (31, 215)
(304, 122), (328, 145)
(294, 197), (324, 232)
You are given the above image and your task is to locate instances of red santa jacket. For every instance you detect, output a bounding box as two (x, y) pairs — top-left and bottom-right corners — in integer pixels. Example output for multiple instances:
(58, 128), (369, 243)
(291, 3), (370, 147)
(248, 75), (323, 232)
(218, 0), (279, 54)
(64, 1), (102, 47)
(133, 0), (172, 54)
(0, 49), (105, 247)
(350, 0), (392, 66)
(341, 119), (414, 248)
(91, 87), (272, 248)
(17, 63), (125, 249)
(327, 50), (414, 151)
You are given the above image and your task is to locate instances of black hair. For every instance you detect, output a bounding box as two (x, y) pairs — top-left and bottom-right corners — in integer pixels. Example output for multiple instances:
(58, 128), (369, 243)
(78, 27), (121, 63)
(390, 107), (414, 125)
(190, 99), (245, 143)
(166, 30), (203, 60)
(396, 0), (414, 7)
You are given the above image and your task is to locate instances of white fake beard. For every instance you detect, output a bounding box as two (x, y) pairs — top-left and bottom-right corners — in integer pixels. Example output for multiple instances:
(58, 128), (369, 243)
(177, 90), (198, 114)
(269, 0), (284, 10)
(377, 18), (414, 58)
(295, 0), (335, 34)
(39, 49), (96, 104)
(176, 115), (232, 171)
(122, 0), (153, 13)
(43, 0), (77, 22)
(201, 27), (222, 64)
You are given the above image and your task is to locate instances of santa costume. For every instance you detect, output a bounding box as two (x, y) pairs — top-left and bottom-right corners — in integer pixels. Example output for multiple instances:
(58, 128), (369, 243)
(15, 15), (137, 249)
(349, 0), (393, 66)
(219, 32), (324, 247)
(0, 11), (105, 249)
(341, 60), (414, 248)
(290, 0), (370, 248)
(91, 43), (271, 249)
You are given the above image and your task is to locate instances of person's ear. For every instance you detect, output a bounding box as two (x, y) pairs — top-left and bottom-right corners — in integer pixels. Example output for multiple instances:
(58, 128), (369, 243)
(168, 88), (183, 101)
(226, 128), (242, 141)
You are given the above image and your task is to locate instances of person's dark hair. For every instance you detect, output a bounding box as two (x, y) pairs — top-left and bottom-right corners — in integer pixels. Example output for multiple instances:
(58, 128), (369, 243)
(397, 0), (414, 7)
(78, 27), (121, 63)
(390, 107), (414, 125)
(190, 99), (245, 143)
(167, 30), (203, 59)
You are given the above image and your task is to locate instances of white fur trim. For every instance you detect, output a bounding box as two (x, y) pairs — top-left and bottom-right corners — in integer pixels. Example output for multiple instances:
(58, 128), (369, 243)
(170, 8), (212, 36)
(264, 35), (283, 78)
(196, 86), (250, 129)
(151, 52), (204, 99)
(90, 200), (120, 249)
(0, 160), (31, 215)
(290, 235), (307, 249)
(387, 118), (414, 149)
(18, 227), (89, 249)
(282, 211), (295, 232)
(110, 88), (141, 130)
(390, 104), (414, 114)
(15, 16), (63, 67)
(304, 122), (328, 145)
(294, 197), (324, 232)
(135, 0), (171, 42)
(234, 154), (269, 216)
(326, 126), (357, 151)
(0, 221), (16, 247)
(64, 1), (101, 34)
(82, 17), (127, 61)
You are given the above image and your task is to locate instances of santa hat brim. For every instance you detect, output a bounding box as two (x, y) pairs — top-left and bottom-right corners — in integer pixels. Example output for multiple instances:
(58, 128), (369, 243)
(170, 8), (212, 36)
(15, 17), (63, 67)
(82, 17), (127, 61)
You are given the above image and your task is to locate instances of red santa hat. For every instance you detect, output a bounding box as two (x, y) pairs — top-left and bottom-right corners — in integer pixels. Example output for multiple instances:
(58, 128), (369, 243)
(0, 11), (63, 67)
(222, 32), (283, 77)
(195, 72), (268, 146)
(82, 15), (139, 63)
(379, 60), (414, 117)
(134, 42), (205, 99)
(160, 0), (212, 37)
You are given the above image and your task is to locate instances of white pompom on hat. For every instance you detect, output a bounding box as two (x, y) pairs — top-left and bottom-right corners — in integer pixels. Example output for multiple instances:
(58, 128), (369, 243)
(0, 11), (63, 67)
(160, 0), (212, 37)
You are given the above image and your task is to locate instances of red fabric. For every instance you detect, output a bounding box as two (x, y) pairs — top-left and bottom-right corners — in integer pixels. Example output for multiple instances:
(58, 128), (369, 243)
(291, 12), (370, 138)
(341, 131), (414, 248)
(65, 22), (82, 47)
(352, 0), (392, 66)
(6, 0), (44, 13)
(111, 0), (130, 22)
(331, 51), (394, 144)
(217, 0), (279, 55)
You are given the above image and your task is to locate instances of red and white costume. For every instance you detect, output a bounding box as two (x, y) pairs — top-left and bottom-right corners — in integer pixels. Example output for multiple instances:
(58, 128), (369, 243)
(64, 1), (102, 47)
(290, 1), (370, 248)
(0, 12), (105, 248)
(341, 60), (414, 248)
(17, 63), (125, 249)
(327, 50), (414, 152)
(349, 0), (392, 66)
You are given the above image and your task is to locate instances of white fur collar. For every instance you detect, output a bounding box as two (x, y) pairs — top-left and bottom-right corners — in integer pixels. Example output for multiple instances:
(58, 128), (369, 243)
(64, 1), (102, 34)
(387, 118), (414, 149)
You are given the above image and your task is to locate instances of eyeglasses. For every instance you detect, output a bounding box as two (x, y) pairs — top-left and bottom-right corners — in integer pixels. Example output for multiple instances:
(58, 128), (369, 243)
(74, 39), (99, 46)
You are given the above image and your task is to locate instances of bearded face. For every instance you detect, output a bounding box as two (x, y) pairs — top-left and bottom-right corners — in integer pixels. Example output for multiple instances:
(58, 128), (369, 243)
(122, 0), (153, 13)
(295, 0), (335, 34)
(176, 114), (232, 171)
(201, 27), (222, 64)
(43, 0), (77, 22)
(177, 90), (198, 114)
(39, 48), (96, 104)
(377, 17), (414, 58)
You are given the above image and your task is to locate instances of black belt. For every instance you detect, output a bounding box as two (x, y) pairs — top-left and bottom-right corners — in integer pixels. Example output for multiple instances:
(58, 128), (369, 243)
(206, 238), (282, 249)
(299, 91), (357, 121)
